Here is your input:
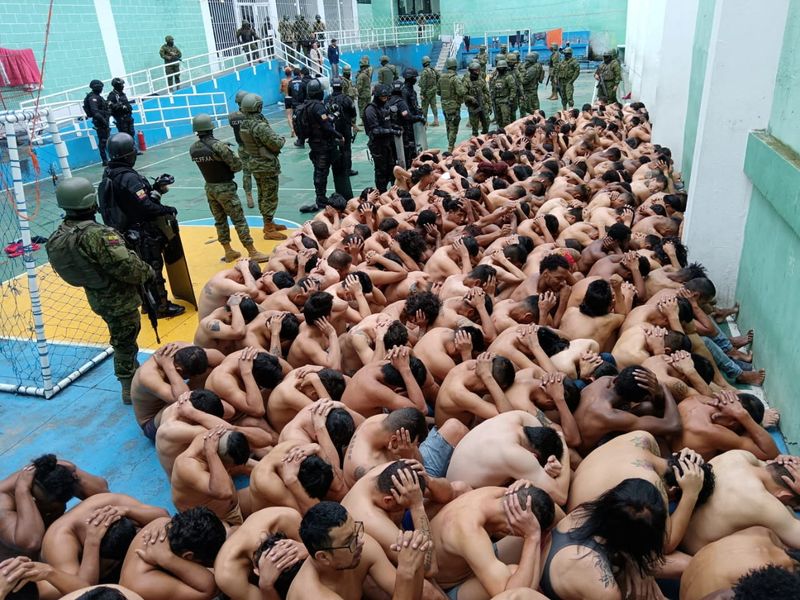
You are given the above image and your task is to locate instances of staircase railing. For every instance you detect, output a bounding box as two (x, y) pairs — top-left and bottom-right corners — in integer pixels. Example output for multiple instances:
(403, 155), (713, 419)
(313, 24), (438, 51)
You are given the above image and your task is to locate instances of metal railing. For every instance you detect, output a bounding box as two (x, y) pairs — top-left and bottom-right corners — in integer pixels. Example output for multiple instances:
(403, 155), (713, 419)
(313, 24), (439, 51)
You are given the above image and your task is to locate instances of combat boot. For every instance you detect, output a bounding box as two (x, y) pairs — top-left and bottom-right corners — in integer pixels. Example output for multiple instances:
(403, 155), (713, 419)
(120, 377), (133, 405)
(156, 301), (186, 318)
(221, 243), (241, 262)
(245, 244), (270, 262)
(547, 93), (558, 100)
(263, 221), (287, 240)
(246, 192), (255, 209)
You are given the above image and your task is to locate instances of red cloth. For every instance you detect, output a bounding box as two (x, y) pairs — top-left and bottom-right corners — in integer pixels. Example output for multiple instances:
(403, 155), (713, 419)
(546, 28), (563, 49)
(0, 48), (41, 86)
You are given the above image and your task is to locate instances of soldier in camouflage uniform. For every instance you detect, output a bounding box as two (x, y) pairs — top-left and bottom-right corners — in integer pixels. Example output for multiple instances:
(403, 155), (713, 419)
(496, 43), (508, 66)
(279, 15), (294, 48)
(463, 62), (490, 136)
(438, 57), (465, 152)
(189, 114), (269, 263)
(490, 59), (516, 129)
(557, 47), (580, 110)
(595, 51), (617, 104)
(506, 52), (524, 121)
(377, 55), (398, 86)
(239, 94), (287, 241)
(476, 45), (489, 78)
(46, 177), (154, 404)
(609, 49), (623, 104)
(294, 15), (311, 54)
(522, 52), (545, 113)
(159, 36), (182, 92)
(356, 56), (373, 126)
(341, 65), (357, 103)
(228, 90), (254, 209)
(547, 43), (561, 100)
(419, 55), (440, 126)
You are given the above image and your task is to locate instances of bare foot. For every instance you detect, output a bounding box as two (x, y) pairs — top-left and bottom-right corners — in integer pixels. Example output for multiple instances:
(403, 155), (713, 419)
(713, 303), (740, 323)
(730, 329), (754, 349)
(737, 369), (766, 386)
(727, 348), (753, 363)
(762, 408), (780, 428)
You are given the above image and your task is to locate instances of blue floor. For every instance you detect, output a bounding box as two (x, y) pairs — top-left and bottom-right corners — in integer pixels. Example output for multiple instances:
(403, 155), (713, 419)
(0, 339), (109, 390)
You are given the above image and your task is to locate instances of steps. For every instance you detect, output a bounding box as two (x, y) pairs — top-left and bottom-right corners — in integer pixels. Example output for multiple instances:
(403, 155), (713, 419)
(434, 41), (451, 70)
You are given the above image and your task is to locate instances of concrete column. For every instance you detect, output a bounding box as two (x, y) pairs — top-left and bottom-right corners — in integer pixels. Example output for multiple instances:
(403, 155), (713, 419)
(637, 0), (667, 106)
(682, 0), (789, 304)
(92, 0), (125, 76)
(198, 0), (218, 56)
(650, 0), (698, 167)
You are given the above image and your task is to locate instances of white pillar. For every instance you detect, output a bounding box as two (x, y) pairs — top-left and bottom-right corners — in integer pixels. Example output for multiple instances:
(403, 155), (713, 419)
(650, 0), (698, 167)
(268, 0), (280, 37)
(682, 0), (789, 304)
(316, 0), (325, 20)
(637, 0), (666, 106)
(198, 0), (218, 60)
(93, 0), (126, 76)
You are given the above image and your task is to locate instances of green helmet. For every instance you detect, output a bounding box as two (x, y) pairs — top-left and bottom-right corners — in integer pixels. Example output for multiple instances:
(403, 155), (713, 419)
(359, 56), (370, 67)
(445, 57), (457, 69)
(241, 20), (250, 27)
(563, 47), (573, 55)
(550, 43), (558, 50)
(241, 93), (263, 114)
(468, 61), (480, 71)
(500, 44), (507, 52)
(526, 53), (539, 63)
(380, 55), (390, 64)
(422, 55), (431, 66)
(165, 35), (174, 43)
(235, 90), (248, 105)
(55, 177), (97, 211)
(192, 114), (214, 133)
(343, 64), (352, 73)
(603, 51), (612, 58)
(508, 53), (518, 64)
(479, 45), (486, 51)
(496, 59), (509, 69)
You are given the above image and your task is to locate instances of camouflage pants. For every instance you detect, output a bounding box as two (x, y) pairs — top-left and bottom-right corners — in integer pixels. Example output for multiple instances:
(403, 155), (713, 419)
(494, 101), (513, 129)
(550, 72), (558, 95)
(359, 101), (369, 126)
(421, 94), (438, 122)
(443, 108), (461, 150)
(164, 63), (180, 89)
(468, 111), (490, 136)
(524, 88), (540, 113)
(559, 82), (575, 108)
(598, 81), (618, 105)
(252, 170), (279, 221)
(238, 146), (252, 194)
(206, 181), (252, 246)
(99, 308), (141, 382)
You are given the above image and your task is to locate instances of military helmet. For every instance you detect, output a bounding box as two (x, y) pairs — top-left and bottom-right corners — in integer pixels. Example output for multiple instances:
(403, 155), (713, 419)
(89, 79), (104, 92)
(422, 55), (431, 66)
(192, 114), (214, 133)
(479, 45), (486, 51)
(331, 77), (343, 90)
(508, 53), (518, 64)
(111, 77), (124, 89)
(241, 20), (250, 27)
(468, 61), (480, 72)
(404, 67), (418, 79)
(445, 57), (457, 69)
(55, 177), (97, 211)
(380, 55), (390, 64)
(359, 56), (370, 67)
(603, 51), (612, 58)
(107, 133), (136, 163)
(315, 14), (321, 19)
(342, 64), (352, 73)
(306, 78), (324, 100)
(500, 43), (508, 51)
(165, 35), (174, 43)
(550, 43), (558, 50)
(235, 90), (249, 105)
(391, 79), (403, 94)
(526, 53), (539, 63)
(563, 47), (573, 55)
(373, 84), (391, 98)
(496, 59), (509, 69)
(241, 93), (264, 114)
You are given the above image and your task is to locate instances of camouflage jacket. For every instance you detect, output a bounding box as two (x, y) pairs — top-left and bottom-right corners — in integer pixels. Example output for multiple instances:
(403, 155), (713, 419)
(240, 114), (285, 173)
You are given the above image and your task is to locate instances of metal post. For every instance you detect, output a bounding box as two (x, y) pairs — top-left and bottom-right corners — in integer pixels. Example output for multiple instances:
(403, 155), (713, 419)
(3, 120), (55, 398)
(45, 110), (72, 179)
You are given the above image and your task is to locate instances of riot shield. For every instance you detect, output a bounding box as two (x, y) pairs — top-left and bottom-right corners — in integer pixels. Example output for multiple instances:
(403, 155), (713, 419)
(413, 121), (429, 153)
(393, 133), (406, 167)
(156, 215), (197, 310)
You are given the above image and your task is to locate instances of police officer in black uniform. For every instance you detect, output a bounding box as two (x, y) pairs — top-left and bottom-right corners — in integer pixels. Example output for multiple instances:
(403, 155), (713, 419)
(299, 79), (344, 213)
(387, 80), (414, 167)
(83, 79), (111, 165)
(292, 67), (312, 148)
(364, 84), (400, 193)
(99, 132), (185, 318)
(106, 78), (141, 154)
(327, 77), (357, 195)
(401, 67), (426, 166)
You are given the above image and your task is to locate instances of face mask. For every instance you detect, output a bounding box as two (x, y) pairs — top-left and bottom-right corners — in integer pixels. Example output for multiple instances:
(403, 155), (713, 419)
(470, 73), (479, 80)
(604, 57), (611, 63)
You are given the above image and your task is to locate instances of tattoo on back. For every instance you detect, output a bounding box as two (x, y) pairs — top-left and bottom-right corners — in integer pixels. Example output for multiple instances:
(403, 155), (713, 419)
(536, 408), (553, 425)
(594, 554), (615, 588)
(354, 466), (366, 480)
(210, 320), (221, 332)
(631, 458), (655, 471)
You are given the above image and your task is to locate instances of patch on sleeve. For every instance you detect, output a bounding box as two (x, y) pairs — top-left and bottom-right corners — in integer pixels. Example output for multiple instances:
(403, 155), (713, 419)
(135, 189), (147, 200)
(105, 234), (122, 247)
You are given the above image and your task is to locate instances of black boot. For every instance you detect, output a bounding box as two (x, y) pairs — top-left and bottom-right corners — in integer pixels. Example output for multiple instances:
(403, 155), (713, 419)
(299, 204), (323, 213)
(156, 301), (185, 318)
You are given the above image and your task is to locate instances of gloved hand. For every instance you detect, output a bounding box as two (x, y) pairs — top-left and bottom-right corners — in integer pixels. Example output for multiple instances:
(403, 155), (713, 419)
(163, 206), (178, 216)
(392, 127), (403, 136)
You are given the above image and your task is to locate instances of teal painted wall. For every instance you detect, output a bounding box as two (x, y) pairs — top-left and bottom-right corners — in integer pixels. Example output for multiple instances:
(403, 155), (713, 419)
(0, 0), (107, 104)
(439, 0), (628, 48)
(681, 0), (715, 182)
(737, 3), (800, 445)
(111, 0), (211, 76)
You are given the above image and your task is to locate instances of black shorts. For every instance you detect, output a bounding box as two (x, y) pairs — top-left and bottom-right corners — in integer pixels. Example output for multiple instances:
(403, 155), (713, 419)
(284, 98), (293, 109)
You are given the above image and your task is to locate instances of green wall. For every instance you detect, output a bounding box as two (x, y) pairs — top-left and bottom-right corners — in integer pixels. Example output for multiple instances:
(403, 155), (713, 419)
(111, 0), (211, 77)
(0, 0), (108, 104)
(736, 3), (800, 445)
(681, 0), (715, 182)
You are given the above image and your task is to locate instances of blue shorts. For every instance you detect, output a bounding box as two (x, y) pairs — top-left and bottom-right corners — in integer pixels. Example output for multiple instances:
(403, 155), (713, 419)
(444, 543), (498, 599)
(140, 418), (157, 441)
(419, 426), (454, 478)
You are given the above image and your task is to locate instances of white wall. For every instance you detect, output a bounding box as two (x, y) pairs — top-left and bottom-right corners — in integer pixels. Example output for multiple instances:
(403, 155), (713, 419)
(624, 0), (666, 105)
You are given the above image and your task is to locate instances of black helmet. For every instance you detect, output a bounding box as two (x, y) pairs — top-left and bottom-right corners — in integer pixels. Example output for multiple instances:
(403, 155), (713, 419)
(307, 78), (324, 100)
(331, 77), (343, 90)
(111, 77), (124, 90)
(373, 84), (391, 98)
(89, 79), (104, 93)
(403, 67), (418, 79)
(391, 79), (403, 94)
(300, 66), (310, 76)
(108, 133), (137, 165)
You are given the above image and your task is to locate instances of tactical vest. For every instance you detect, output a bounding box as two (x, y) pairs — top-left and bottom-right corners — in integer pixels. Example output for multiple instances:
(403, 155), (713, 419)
(239, 121), (273, 160)
(190, 138), (235, 183)
(228, 110), (244, 145)
(46, 221), (111, 289)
